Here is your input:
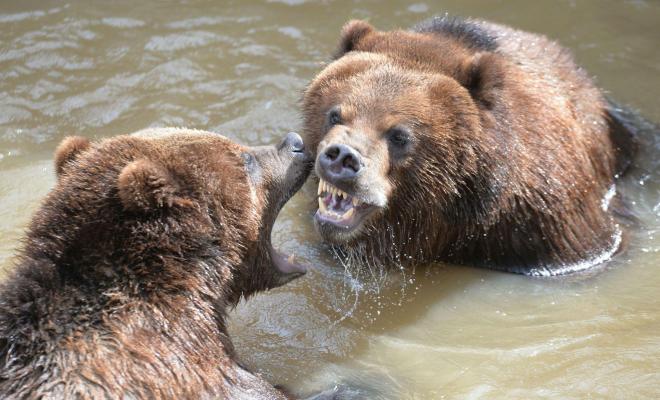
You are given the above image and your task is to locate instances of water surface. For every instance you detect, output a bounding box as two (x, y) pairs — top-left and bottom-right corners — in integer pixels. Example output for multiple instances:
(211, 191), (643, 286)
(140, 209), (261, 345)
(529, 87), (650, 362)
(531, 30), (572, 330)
(1, 1), (659, 398)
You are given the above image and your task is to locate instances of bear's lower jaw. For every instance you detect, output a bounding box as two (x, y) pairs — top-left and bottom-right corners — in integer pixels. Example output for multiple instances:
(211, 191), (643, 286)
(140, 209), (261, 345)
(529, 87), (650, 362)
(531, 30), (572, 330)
(268, 246), (308, 287)
(315, 178), (380, 241)
(314, 202), (378, 242)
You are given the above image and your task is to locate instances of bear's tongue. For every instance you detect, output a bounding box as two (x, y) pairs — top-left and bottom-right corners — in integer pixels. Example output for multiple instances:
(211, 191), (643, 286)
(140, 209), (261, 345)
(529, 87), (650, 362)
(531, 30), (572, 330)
(323, 193), (354, 213)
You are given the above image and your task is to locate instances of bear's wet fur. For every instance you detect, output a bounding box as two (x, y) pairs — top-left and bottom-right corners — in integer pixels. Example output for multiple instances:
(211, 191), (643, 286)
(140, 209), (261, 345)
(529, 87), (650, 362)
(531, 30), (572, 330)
(0, 129), (311, 399)
(303, 16), (636, 275)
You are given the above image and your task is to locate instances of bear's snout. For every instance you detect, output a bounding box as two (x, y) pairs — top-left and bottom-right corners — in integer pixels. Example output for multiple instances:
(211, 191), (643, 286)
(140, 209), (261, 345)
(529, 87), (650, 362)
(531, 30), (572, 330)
(319, 143), (363, 182)
(279, 131), (305, 154)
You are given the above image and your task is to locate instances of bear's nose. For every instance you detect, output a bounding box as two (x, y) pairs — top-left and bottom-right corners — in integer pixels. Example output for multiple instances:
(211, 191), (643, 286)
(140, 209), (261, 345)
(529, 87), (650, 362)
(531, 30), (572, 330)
(280, 131), (305, 153)
(319, 143), (362, 180)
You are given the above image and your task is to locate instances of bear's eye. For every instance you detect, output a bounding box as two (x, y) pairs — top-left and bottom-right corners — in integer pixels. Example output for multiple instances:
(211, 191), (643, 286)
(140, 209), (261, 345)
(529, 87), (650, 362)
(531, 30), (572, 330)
(387, 127), (411, 148)
(241, 152), (257, 175)
(241, 152), (262, 184)
(327, 106), (342, 127)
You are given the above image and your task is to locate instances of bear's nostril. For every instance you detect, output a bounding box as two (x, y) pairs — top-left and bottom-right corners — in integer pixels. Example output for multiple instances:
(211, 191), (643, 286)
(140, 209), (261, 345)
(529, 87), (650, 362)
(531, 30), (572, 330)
(342, 154), (360, 173)
(324, 145), (340, 161)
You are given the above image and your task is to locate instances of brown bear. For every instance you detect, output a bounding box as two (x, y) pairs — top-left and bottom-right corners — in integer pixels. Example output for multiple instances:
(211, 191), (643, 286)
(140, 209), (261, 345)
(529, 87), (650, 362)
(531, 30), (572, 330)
(0, 128), (312, 399)
(302, 16), (636, 275)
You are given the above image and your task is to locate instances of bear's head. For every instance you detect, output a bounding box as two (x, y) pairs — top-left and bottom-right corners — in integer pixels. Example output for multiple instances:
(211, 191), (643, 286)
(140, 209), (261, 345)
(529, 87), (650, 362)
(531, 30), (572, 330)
(302, 20), (503, 261)
(46, 129), (312, 304)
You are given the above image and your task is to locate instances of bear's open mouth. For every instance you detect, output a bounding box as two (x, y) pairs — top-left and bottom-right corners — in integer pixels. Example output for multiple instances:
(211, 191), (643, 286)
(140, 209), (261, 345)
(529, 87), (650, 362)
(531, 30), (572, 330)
(315, 178), (377, 231)
(269, 245), (307, 286)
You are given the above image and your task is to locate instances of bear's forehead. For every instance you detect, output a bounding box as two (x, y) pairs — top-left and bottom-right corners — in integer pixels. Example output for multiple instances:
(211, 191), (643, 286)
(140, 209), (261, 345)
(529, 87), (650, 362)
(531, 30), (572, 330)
(340, 78), (432, 121)
(320, 64), (434, 110)
(131, 127), (225, 140)
(128, 127), (245, 156)
(325, 53), (432, 84)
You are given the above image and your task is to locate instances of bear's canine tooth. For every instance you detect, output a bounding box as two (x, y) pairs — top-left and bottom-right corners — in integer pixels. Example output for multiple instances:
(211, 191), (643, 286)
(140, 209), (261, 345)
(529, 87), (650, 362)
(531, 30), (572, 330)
(318, 181), (322, 195)
(352, 197), (359, 206)
(318, 197), (327, 213)
(344, 207), (355, 219)
(287, 254), (295, 264)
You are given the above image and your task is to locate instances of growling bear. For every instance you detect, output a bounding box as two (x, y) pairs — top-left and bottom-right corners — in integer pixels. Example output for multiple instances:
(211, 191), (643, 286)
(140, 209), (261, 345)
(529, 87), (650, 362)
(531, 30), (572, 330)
(303, 17), (635, 275)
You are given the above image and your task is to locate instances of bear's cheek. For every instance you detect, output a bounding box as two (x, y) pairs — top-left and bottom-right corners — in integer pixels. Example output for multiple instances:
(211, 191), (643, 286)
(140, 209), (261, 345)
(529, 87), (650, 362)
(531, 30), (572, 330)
(367, 152), (395, 203)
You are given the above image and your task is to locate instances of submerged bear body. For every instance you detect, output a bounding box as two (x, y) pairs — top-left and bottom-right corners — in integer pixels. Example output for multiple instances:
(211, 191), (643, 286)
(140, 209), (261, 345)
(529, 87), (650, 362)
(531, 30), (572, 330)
(0, 129), (311, 399)
(303, 17), (635, 275)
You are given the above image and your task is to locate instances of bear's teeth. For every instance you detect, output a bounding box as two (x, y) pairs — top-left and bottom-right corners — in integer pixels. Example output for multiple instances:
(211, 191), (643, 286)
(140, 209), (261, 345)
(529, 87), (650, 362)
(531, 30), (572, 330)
(344, 208), (355, 219)
(319, 179), (357, 207)
(318, 197), (327, 213)
(287, 254), (295, 264)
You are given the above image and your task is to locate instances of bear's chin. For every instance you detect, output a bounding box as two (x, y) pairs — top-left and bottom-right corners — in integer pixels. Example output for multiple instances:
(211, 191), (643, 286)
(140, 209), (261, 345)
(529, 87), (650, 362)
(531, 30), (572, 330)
(313, 205), (379, 244)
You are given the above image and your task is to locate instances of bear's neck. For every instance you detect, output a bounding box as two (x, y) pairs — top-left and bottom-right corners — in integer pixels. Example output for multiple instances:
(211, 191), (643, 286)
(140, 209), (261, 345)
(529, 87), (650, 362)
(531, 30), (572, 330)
(0, 253), (245, 397)
(112, 253), (239, 351)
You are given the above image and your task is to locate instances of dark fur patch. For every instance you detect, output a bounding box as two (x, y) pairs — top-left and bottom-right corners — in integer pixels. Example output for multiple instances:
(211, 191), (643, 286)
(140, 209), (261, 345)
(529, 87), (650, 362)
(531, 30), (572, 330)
(604, 100), (640, 176)
(413, 15), (497, 51)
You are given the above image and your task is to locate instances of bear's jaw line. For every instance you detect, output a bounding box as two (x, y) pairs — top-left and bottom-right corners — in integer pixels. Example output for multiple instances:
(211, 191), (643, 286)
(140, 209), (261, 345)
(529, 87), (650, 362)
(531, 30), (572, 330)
(264, 213), (308, 285)
(269, 245), (307, 277)
(316, 178), (376, 229)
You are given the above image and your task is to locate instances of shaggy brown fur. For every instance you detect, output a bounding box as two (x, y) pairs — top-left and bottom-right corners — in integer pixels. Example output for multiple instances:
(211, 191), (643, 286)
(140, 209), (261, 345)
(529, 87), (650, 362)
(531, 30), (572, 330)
(303, 17), (635, 275)
(0, 128), (312, 399)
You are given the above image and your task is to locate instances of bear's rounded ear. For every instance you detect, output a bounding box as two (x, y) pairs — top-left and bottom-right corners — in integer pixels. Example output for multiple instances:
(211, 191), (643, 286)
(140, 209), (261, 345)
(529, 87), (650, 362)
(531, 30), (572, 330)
(334, 19), (375, 59)
(54, 136), (90, 177)
(117, 159), (193, 212)
(457, 52), (505, 109)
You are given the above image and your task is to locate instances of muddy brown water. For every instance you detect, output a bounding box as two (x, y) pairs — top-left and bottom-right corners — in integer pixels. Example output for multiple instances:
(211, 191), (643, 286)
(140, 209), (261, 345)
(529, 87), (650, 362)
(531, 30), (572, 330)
(1, 1), (659, 398)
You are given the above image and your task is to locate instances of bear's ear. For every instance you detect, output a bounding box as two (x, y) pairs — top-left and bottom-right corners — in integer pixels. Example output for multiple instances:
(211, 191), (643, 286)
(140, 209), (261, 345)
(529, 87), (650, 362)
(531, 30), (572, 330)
(117, 159), (193, 212)
(457, 52), (505, 109)
(334, 19), (375, 59)
(54, 136), (90, 177)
